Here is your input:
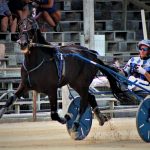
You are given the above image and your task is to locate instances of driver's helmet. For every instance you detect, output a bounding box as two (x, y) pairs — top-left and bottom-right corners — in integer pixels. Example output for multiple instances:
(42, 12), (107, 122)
(137, 39), (150, 49)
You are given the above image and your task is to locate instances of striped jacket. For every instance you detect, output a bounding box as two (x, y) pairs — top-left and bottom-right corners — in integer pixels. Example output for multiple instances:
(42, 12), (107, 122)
(124, 57), (150, 82)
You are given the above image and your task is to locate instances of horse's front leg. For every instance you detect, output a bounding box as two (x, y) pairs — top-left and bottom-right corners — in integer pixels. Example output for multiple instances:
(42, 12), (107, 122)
(48, 88), (66, 124)
(0, 82), (28, 118)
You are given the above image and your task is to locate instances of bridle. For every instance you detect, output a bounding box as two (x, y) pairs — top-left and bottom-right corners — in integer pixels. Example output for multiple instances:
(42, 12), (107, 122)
(17, 17), (39, 51)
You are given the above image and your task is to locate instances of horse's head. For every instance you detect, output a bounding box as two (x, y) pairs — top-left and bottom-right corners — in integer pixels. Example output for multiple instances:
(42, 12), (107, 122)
(17, 17), (39, 54)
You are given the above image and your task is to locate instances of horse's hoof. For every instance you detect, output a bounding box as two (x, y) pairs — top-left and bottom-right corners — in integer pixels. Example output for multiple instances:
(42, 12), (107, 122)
(64, 113), (72, 121)
(72, 122), (79, 132)
(93, 107), (111, 126)
(51, 112), (66, 124)
(68, 124), (79, 140)
(98, 114), (105, 126)
(0, 107), (6, 118)
(105, 114), (111, 121)
(59, 117), (66, 124)
(70, 130), (79, 140)
(99, 114), (111, 126)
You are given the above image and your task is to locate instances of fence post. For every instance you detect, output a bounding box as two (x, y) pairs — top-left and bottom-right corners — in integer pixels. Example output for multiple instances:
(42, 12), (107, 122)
(83, 0), (95, 49)
(32, 90), (37, 121)
(141, 9), (147, 40)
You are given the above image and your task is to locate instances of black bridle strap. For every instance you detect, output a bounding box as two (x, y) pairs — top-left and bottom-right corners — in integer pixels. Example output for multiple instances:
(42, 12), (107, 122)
(30, 42), (99, 57)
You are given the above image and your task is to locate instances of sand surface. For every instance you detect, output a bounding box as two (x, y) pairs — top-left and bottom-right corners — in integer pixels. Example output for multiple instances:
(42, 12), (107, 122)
(0, 118), (149, 150)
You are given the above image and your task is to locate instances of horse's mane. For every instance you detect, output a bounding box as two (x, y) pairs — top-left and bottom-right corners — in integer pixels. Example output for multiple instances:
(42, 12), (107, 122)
(36, 29), (50, 45)
(36, 30), (99, 57)
(59, 45), (100, 60)
(35, 29), (57, 55)
(61, 45), (98, 54)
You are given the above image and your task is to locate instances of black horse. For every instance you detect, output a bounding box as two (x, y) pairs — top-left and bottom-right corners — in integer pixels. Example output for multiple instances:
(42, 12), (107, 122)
(0, 17), (125, 128)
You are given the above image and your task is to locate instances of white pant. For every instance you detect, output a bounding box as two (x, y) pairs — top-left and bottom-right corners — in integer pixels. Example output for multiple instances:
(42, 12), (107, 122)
(90, 76), (110, 88)
(128, 76), (150, 91)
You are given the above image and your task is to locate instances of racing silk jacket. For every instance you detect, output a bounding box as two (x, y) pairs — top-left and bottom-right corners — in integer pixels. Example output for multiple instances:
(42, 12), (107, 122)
(123, 56), (150, 82)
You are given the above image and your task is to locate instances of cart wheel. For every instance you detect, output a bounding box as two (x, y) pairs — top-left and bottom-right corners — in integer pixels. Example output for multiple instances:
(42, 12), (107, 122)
(136, 97), (150, 142)
(66, 96), (92, 140)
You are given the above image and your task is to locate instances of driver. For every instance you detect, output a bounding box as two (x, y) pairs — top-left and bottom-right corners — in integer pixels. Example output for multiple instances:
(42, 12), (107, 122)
(123, 39), (150, 91)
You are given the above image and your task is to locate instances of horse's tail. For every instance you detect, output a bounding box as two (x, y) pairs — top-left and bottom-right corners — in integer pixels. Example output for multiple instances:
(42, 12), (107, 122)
(96, 58), (128, 102)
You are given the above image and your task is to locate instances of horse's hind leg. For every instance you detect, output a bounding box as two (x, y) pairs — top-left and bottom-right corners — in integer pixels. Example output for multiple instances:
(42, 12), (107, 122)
(71, 87), (89, 129)
(88, 93), (110, 126)
(0, 82), (28, 118)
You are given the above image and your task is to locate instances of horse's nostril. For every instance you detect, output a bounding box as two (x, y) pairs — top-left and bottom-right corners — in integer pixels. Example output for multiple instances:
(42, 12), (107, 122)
(24, 42), (28, 47)
(20, 42), (28, 47)
(17, 40), (28, 47)
(19, 41), (28, 49)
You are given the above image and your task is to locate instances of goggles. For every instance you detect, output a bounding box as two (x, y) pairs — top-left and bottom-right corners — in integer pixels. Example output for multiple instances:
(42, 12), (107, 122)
(139, 47), (150, 51)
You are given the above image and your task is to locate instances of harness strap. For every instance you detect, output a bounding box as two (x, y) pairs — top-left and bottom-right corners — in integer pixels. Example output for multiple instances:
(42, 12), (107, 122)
(62, 59), (65, 76)
(55, 48), (65, 85)
(31, 43), (66, 85)
(23, 59), (45, 87)
(64, 53), (150, 93)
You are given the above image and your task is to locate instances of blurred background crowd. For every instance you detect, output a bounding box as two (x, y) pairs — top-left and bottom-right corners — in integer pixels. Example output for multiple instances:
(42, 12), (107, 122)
(0, 0), (61, 33)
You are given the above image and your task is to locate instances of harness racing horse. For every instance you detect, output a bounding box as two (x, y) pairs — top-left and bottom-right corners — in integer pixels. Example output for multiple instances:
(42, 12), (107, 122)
(0, 17), (126, 129)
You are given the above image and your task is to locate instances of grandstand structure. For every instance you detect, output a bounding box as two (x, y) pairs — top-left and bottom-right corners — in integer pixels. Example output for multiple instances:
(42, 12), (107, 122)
(0, 0), (150, 117)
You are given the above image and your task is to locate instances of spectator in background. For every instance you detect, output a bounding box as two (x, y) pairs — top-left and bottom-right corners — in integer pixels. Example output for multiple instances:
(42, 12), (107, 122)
(8, 0), (31, 32)
(123, 39), (150, 91)
(32, 0), (61, 32)
(0, 0), (12, 32)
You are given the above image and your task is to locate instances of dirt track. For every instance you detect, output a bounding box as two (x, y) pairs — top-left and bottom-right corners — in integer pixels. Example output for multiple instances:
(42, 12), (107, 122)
(0, 118), (149, 150)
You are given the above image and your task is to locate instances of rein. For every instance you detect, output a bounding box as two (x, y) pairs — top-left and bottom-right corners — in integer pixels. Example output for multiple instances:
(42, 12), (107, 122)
(30, 43), (150, 92)
(31, 43), (58, 48)
(65, 53), (150, 93)
(30, 42), (99, 56)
